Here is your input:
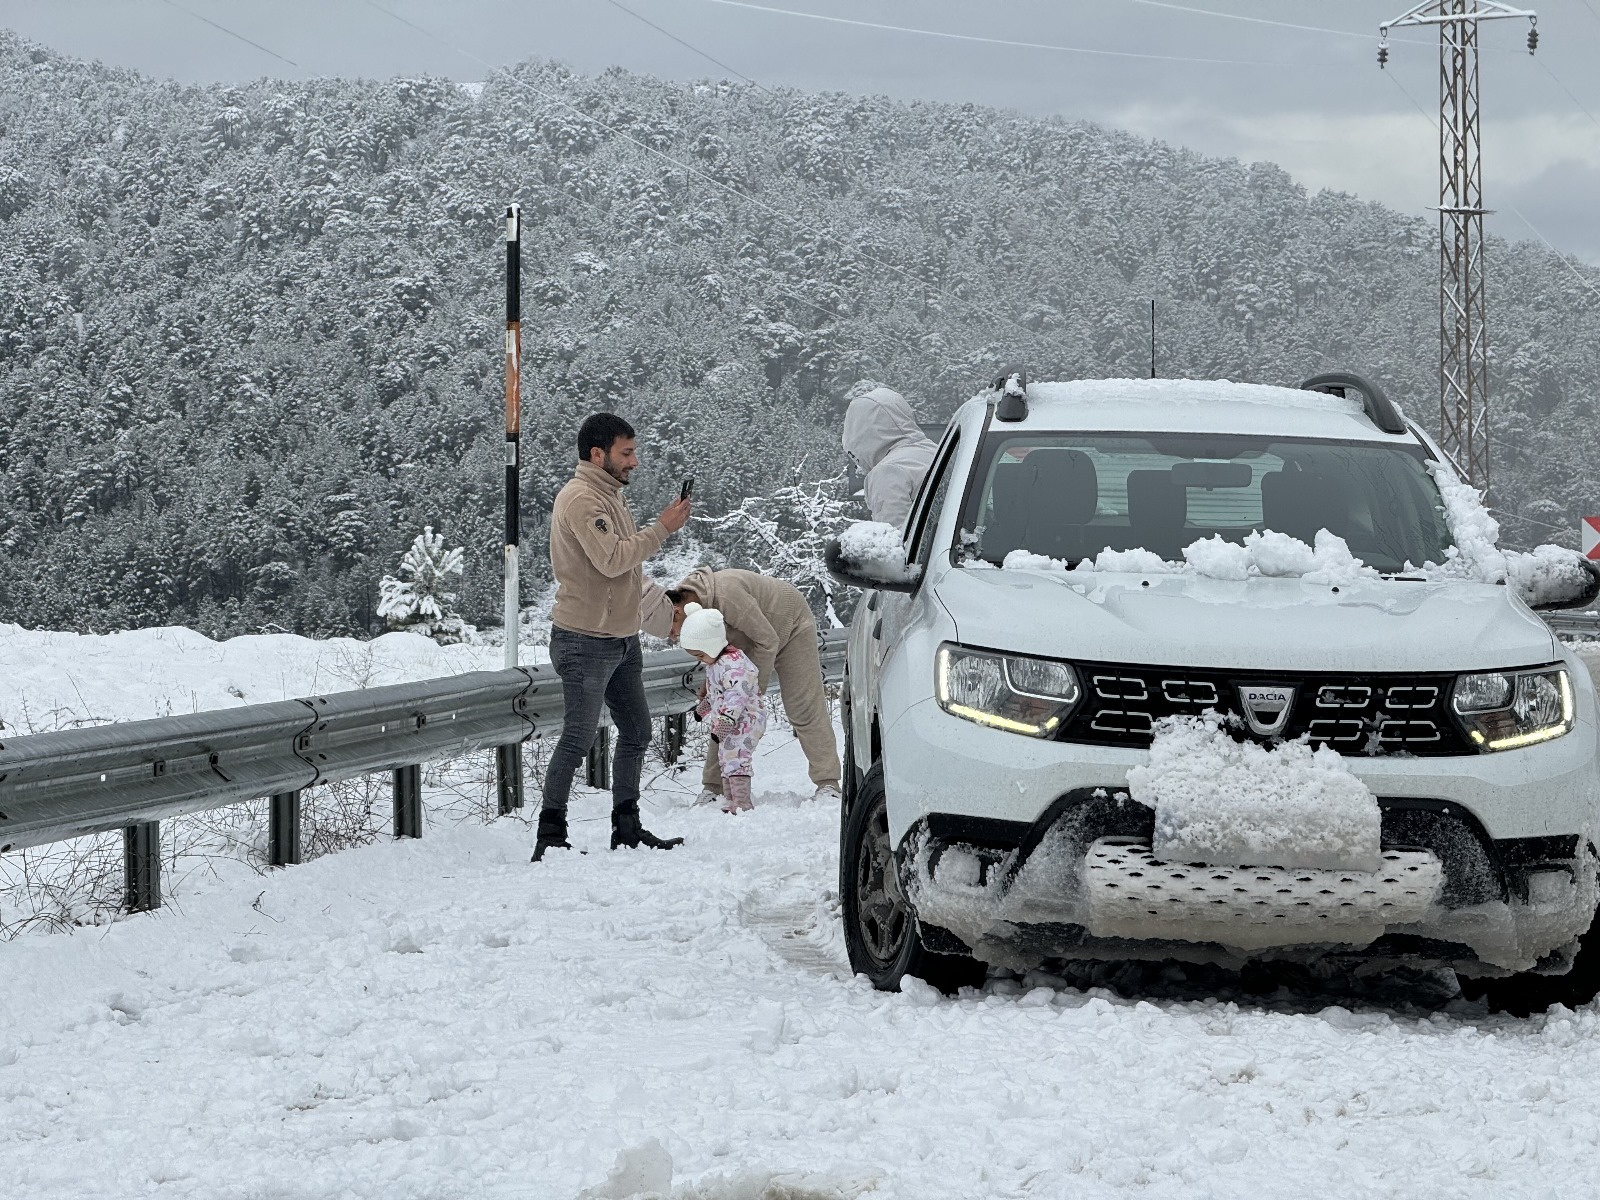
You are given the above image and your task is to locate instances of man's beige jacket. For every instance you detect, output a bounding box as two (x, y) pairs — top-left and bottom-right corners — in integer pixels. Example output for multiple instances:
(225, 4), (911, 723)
(549, 461), (667, 638)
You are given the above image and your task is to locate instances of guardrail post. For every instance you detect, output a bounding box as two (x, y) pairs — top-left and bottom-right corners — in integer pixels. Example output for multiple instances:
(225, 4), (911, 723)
(663, 713), (685, 765)
(496, 743), (523, 815)
(269, 791), (302, 866)
(393, 765), (422, 838)
(124, 821), (161, 912)
(585, 727), (611, 789)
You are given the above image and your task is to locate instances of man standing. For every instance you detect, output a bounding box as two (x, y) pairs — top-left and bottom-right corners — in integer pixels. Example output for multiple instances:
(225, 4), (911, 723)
(534, 413), (691, 862)
(641, 570), (841, 806)
(841, 384), (938, 530)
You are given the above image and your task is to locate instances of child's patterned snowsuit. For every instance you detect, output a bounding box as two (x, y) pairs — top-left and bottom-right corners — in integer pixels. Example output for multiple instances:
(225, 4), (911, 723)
(695, 646), (766, 778)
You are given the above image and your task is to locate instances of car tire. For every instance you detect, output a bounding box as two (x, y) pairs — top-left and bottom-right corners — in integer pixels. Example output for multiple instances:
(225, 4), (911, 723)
(840, 765), (986, 994)
(1463, 912), (1600, 1016)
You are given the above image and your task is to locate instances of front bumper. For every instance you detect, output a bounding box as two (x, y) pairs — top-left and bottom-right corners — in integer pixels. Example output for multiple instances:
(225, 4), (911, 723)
(883, 697), (1600, 846)
(902, 791), (1596, 974)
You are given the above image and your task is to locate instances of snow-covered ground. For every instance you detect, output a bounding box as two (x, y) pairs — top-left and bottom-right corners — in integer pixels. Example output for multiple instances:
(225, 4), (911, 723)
(8, 727), (1600, 1198)
(3, 628), (1600, 1197)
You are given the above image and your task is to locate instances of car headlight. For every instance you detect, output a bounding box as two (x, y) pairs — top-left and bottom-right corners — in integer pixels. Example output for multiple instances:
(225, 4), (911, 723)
(935, 644), (1080, 737)
(1451, 667), (1575, 751)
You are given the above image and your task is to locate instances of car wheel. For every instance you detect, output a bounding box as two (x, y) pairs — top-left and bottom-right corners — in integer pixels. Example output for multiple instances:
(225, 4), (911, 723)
(1463, 912), (1600, 1016)
(840, 766), (986, 994)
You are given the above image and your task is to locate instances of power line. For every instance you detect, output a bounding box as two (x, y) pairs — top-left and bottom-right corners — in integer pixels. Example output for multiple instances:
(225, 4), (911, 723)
(156, 0), (300, 69)
(1490, 505), (1574, 535)
(1500, 199), (1600, 307)
(358, 0), (950, 305)
(692, 0), (1302, 68)
(1119, 0), (1402, 42)
(1122, 0), (1536, 58)
(601, 0), (773, 93)
(353, 0), (1110, 371)
(356, 0), (952, 370)
(1536, 57), (1600, 133)
(1385, 69), (1600, 310)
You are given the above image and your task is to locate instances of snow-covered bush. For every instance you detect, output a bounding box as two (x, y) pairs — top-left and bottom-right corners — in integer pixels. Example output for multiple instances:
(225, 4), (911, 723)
(695, 472), (859, 626)
(377, 527), (472, 644)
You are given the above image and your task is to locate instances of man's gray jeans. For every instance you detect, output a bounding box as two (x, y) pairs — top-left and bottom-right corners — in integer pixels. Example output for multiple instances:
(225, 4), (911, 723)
(540, 628), (653, 817)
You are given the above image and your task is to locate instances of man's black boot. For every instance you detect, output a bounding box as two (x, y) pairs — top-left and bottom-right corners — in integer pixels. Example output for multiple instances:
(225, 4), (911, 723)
(610, 804), (684, 851)
(532, 811), (572, 862)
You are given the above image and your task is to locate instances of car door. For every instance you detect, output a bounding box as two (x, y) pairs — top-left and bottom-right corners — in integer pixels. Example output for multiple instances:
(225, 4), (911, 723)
(855, 427), (963, 761)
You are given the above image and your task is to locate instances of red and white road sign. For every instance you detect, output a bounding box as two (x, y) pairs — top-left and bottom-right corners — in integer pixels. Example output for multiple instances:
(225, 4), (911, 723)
(1585, 516), (1600, 560)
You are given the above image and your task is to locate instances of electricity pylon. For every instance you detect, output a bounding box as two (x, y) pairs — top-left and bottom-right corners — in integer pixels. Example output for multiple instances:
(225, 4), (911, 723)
(1379, 1), (1538, 494)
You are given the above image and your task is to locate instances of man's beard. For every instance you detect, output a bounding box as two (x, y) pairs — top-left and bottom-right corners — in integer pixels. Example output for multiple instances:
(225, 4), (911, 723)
(601, 453), (632, 484)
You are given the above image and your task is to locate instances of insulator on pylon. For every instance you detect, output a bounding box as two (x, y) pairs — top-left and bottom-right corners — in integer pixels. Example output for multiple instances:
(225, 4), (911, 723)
(1378, 42), (1389, 68)
(1527, 24), (1538, 55)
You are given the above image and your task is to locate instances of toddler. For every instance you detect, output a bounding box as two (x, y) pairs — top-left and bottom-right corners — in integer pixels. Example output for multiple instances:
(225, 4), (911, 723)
(680, 602), (766, 814)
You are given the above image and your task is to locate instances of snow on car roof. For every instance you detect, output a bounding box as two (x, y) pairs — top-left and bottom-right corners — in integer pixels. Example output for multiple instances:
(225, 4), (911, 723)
(964, 378), (1416, 443)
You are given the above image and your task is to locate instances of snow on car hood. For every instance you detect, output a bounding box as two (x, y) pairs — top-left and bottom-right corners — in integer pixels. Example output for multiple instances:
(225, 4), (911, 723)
(935, 565), (1556, 673)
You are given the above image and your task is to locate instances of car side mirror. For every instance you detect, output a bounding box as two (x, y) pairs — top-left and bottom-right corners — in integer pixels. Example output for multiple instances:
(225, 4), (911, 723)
(825, 523), (922, 594)
(1510, 548), (1600, 612)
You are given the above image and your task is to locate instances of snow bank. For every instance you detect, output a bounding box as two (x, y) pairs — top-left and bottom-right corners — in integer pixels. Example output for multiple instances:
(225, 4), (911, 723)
(0, 624), (517, 729)
(1127, 714), (1382, 873)
(1004, 529), (1375, 585)
(835, 521), (919, 584)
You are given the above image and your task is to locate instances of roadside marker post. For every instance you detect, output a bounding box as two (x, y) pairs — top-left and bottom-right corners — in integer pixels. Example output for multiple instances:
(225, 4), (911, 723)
(498, 204), (526, 815)
(1584, 516), (1600, 560)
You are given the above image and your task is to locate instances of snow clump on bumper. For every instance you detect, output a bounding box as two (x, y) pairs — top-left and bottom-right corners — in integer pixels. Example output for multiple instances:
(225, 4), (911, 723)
(1127, 712), (1382, 873)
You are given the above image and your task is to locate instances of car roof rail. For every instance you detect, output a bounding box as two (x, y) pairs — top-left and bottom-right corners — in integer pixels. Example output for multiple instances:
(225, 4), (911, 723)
(1296, 371), (1406, 435)
(990, 368), (1028, 421)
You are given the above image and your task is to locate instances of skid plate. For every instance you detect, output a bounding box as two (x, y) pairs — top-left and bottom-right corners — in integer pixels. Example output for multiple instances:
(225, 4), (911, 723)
(1084, 837), (1443, 948)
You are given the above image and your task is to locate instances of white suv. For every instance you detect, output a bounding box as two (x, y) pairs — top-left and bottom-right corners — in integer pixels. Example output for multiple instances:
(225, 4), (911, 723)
(828, 374), (1600, 1004)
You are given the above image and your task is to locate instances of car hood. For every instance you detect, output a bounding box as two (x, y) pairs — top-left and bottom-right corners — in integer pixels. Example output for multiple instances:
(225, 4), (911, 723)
(934, 566), (1557, 673)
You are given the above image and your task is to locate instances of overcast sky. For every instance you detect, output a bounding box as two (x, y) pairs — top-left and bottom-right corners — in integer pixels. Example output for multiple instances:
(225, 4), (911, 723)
(4, 0), (1598, 263)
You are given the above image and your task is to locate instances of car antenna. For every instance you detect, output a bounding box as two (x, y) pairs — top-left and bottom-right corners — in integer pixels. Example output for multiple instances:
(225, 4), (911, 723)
(1149, 299), (1156, 379)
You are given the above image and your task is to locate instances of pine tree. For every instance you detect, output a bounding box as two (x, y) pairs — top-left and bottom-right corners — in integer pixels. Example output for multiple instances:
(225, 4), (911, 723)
(377, 527), (470, 644)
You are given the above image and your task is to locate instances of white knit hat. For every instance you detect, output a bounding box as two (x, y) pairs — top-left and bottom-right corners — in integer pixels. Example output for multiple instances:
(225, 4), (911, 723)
(679, 602), (728, 658)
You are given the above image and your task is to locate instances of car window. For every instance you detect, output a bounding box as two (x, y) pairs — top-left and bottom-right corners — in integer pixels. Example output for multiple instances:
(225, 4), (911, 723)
(957, 432), (1454, 574)
(908, 430), (960, 567)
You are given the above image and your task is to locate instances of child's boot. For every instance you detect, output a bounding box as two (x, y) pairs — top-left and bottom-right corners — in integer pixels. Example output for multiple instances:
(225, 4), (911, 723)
(722, 774), (754, 814)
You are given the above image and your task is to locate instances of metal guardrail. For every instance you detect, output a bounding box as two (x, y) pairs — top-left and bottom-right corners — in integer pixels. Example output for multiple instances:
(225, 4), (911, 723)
(1546, 610), (1600, 639)
(0, 631), (847, 910)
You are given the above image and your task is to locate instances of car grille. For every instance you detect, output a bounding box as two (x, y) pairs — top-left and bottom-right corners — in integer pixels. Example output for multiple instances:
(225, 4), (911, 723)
(1060, 661), (1474, 756)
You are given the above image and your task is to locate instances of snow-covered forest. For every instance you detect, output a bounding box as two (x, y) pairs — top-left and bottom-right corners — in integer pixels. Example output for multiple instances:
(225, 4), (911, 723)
(1, 31), (1596, 637)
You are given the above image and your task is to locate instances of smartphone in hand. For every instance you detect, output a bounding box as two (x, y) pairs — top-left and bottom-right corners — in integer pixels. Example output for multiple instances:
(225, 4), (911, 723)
(679, 477), (695, 501)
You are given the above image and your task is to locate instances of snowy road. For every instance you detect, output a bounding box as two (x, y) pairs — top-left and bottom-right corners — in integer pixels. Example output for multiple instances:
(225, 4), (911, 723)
(5, 726), (1600, 1200)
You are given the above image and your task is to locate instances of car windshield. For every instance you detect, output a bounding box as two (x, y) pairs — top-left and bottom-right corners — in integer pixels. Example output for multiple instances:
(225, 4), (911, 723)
(956, 432), (1455, 575)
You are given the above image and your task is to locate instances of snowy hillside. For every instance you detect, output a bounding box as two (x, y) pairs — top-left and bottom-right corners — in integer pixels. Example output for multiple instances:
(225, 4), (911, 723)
(4, 33), (1599, 642)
